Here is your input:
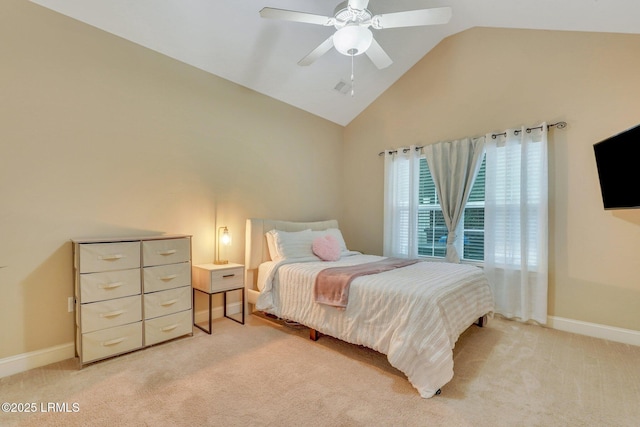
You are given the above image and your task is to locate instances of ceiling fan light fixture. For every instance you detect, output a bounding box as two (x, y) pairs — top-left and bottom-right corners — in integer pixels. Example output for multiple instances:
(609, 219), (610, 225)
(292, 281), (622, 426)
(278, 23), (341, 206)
(333, 25), (372, 56)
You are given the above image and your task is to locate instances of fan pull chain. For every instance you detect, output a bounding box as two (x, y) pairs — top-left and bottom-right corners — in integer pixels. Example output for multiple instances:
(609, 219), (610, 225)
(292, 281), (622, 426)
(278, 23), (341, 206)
(351, 53), (355, 97)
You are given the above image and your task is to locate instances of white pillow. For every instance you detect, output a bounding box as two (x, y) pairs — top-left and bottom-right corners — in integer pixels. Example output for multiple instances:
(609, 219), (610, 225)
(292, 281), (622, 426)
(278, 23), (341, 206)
(265, 229), (315, 261)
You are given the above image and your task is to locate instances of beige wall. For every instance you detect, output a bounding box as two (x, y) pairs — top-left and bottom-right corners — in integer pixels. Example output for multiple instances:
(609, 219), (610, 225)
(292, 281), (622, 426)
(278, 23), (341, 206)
(343, 27), (640, 331)
(0, 1), (343, 359)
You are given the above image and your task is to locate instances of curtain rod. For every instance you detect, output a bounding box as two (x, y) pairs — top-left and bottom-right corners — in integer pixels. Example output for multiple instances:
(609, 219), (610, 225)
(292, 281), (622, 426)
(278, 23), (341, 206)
(377, 121), (567, 156)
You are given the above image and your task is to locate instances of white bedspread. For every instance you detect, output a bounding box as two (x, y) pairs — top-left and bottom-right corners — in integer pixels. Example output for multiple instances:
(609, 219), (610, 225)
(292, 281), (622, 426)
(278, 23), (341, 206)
(256, 254), (494, 398)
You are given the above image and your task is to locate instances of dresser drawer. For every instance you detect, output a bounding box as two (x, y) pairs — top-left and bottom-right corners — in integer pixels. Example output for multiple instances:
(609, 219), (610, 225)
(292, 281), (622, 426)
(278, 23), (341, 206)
(79, 241), (141, 273)
(144, 286), (191, 319)
(82, 322), (142, 363)
(193, 264), (244, 293)
(142, 238), (190, 267)
(80, 295), (142, 333)
(143, 262), (191, 293)
(79, 269), (141, 303)
(144, 310), (192, 346)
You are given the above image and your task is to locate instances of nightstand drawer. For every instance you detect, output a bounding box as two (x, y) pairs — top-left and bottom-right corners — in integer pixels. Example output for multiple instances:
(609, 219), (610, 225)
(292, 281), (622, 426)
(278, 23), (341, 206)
(144, 286), (191, 319)
(79, 269), (141, 303)
(80, 295), (142, 333)
(144, 310), (192, 346)
(82, 322), (142, 363)
(193, 264), (244, 293)
(142, 238), (190, 267)
(79, 242), (141, 273)
(143, 262), (191, 293)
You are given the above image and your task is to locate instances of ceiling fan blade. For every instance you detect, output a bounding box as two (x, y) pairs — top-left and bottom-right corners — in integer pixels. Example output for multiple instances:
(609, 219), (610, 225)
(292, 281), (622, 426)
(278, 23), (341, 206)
(259, 7), (334, 26)
(298, 36), (335, 66)
(372, 7), (452, 29)
(348, 0), (370, 10)
(366, 38), (392, 69)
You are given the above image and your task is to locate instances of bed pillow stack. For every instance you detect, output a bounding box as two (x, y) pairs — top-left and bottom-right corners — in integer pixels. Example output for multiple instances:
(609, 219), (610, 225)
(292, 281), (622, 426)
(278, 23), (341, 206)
(265, 228), (350, 261)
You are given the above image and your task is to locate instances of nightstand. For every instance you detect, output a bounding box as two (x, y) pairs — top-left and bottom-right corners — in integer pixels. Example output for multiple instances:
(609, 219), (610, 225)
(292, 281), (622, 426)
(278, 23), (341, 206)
(192, 263), (245, 334)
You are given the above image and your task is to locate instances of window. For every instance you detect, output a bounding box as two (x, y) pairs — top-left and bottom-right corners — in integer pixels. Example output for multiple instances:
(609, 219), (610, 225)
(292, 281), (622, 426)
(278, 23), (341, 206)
(417, 155), (485, 262)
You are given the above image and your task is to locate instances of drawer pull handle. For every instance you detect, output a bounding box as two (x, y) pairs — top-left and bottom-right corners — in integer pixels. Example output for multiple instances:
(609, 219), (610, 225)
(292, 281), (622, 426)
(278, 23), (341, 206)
(161, 299), (178, 307)
(102, 337), (126, 347)
(161, 324), (179, 332)
(99, 254), (124, 261)
(222, 274), (235, 279)
(101, 310), (124, 318)
(157, 249), (177, 256)
(100, 282), (123, 289)
(160, 274), (178, 281)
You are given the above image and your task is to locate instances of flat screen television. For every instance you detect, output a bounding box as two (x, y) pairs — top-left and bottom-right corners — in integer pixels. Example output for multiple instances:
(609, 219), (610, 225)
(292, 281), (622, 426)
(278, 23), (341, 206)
(593, 124), (640, 209)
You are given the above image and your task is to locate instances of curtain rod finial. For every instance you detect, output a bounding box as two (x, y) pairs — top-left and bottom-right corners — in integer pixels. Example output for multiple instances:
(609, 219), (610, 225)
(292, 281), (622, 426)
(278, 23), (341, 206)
(553, 121), (567, 129)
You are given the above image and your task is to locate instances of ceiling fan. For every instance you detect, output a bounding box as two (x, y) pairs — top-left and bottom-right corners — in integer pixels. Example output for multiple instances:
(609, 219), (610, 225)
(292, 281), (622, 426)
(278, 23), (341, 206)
(259, 0), (452, 69)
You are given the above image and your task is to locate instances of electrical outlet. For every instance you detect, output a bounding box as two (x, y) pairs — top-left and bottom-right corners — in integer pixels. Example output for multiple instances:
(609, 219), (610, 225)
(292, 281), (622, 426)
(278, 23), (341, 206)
(68, 297), (74, 313)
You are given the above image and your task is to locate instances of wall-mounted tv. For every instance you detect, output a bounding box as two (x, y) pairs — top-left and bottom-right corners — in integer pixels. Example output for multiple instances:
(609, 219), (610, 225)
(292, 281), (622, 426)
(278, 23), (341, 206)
(593, 124), (640, 210)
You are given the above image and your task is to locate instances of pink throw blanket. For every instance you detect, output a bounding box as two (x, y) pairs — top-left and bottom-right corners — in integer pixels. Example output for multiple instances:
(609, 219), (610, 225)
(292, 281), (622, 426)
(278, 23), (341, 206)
(314, 257), (419, 308)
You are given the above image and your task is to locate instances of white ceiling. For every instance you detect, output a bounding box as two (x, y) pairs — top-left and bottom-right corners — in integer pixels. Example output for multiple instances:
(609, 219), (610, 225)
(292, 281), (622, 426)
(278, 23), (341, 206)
(30, 0), (640, 126)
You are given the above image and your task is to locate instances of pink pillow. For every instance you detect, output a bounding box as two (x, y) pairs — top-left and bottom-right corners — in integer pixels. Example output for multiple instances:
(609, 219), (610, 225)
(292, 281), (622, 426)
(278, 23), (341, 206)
(312, 235), (341, 261)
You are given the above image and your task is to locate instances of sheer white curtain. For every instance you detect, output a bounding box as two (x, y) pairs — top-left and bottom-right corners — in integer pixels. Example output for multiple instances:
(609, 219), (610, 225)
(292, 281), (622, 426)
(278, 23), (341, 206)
(423, 138), (485, 263)
(383, 146), (420, 258)
(484, 124), (549, 324)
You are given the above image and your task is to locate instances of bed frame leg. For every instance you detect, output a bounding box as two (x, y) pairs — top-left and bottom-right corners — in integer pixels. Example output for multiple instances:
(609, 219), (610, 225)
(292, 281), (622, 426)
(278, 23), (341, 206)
(310, 329), (320, 341)
(477, 314), (488, 327)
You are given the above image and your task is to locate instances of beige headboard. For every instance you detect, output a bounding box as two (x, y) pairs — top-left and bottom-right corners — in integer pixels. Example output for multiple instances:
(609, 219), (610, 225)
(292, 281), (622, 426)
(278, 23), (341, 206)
(244, 218), (339, 300)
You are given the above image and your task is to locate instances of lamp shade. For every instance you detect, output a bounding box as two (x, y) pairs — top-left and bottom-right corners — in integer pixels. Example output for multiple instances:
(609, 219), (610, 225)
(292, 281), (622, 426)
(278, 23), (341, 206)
(333, 25), (373, 56)
(214, 226), (231, 265)
(220, 228), (231, 246)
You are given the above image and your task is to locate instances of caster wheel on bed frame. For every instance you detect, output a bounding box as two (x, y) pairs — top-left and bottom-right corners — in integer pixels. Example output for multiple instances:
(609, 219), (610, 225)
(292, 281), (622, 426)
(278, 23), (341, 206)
(477, 315), (488, 327)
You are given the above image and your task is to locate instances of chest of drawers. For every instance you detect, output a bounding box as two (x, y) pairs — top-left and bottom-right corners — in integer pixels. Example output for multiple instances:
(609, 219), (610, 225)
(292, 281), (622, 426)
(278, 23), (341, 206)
(73, 235), (192, 367)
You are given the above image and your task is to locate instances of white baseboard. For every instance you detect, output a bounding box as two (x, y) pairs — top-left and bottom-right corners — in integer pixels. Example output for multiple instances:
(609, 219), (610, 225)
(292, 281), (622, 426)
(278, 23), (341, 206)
(0, 342), (75, 379)
(2, 311), (636, 379)
(547, 316), (640, 346)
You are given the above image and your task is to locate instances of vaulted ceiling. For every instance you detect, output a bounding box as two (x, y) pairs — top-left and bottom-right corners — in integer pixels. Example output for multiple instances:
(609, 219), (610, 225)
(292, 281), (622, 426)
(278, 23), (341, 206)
(31, 0), (640, 126)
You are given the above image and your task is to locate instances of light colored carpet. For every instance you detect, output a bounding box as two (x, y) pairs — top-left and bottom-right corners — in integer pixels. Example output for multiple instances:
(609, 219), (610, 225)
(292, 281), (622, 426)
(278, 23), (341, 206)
(1, 314), (639, 427)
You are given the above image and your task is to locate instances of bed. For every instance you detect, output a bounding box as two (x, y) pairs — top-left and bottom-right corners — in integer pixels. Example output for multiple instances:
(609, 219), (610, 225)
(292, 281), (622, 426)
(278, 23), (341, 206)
(244, 218), (494, 398)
